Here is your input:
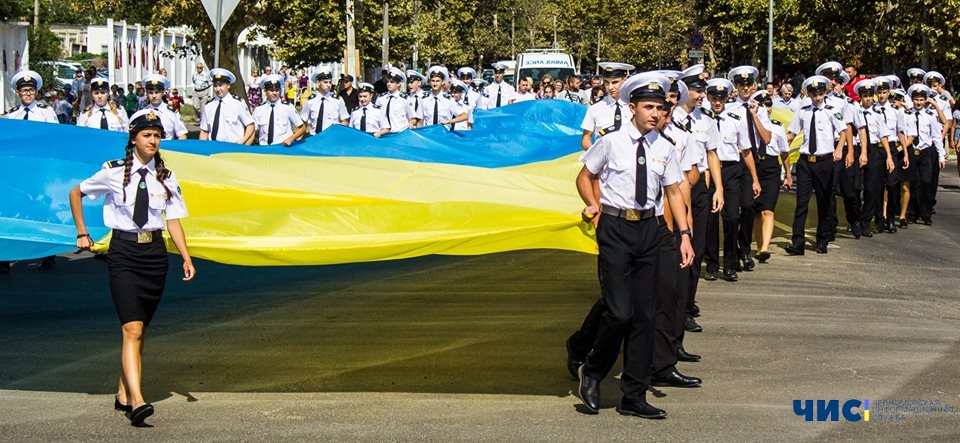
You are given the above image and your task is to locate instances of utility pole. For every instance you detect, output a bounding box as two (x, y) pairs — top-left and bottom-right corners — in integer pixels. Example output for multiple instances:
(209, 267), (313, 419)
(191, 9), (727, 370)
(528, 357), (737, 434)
(214, 0), (222, 67)
(413, 0), (419, 69)
(382, 1), (389, 68)
(346, 0), (357, 79)
(552, 14), (558, 49)
(511, 12), (516, 59)
(595, 27), (601, 75)
(33, 0), (39, 26)
(767, 0), (773, 83)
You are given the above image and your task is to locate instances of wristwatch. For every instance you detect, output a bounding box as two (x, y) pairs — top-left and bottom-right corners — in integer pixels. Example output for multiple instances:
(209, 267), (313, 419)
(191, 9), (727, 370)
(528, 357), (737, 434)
(679, 229), (692, 237)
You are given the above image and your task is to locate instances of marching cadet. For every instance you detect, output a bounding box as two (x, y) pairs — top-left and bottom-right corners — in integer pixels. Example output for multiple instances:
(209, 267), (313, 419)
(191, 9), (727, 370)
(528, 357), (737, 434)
(674, 64), (724, 330)
(727, 65), (770, 272)
(874, 76), (910, 233)
(420, 66), (468, 129)
(784, 76), (848, 255)
(448, 79), (473, 130)
(77, 78), (129, 132)
(457, 67), (482, 112)
(140, 74), (187, 140)
(405, 69), (427, 123)
(483, 62), (516, 108)
(376, 67), (416, 133)
(815, 61), (859, 241)
(3, 70), (58, 273)
(924, 71), (953, 213)
(576, 71), (694, 419)
(906, 83), (947, 225)
(854, 79), (895, 236)
(705, 78), (760, 281)
(892, 88), (919, 228)
(69, 109), (195, 427)
(748, 89), (791, 262)
(251, 74), (306, 146)
(580, 62), (635, 150)
(472, 78), (492, 111)
(907, 68), (926, 85)
(301, 70), (350, 136)
(198, 68), (254, 143)
(349, 82), (390, 138)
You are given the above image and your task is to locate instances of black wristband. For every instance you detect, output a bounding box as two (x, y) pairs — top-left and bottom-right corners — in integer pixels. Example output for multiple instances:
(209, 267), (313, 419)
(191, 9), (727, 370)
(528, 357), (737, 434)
(77, 233), (91, 239)
(679, 229), (692, 237)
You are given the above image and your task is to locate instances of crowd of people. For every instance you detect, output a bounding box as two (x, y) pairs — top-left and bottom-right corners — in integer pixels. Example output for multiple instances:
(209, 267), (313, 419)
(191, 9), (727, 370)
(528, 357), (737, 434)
(3, 56), (957, 424)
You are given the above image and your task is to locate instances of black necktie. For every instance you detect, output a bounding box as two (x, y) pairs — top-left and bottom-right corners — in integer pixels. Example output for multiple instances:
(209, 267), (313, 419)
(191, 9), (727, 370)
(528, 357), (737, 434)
(316, 98), (326, 134)
(496, 86), (502, 107)
(809, 108), (818, 154)
(916, 111), (921, 144)
(614, 104), (622, 131)
(414, 96), (420, 111)
(745, 106), (758, 152)
(211, 99), (222, 139)
(385, 96), (393, 128)
(685, 115), (692, 131)
(433, 98), (439, 125)
(360, 107), (367, 131)
(23, 108), (29, 120)
(636, 137), (648, 206)
(133, 168), (149, 228)
(267, 104), (275, 144)
(100, 109), (108, 129)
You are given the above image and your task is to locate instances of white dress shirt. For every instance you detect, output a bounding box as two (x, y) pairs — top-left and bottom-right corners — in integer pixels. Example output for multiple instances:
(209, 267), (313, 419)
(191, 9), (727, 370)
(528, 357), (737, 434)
(79, 156), (188, 232)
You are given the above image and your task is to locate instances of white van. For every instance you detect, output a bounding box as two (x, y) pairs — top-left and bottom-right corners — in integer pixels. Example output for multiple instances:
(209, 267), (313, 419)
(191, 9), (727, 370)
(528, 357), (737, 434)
(515, 49), (576, 87)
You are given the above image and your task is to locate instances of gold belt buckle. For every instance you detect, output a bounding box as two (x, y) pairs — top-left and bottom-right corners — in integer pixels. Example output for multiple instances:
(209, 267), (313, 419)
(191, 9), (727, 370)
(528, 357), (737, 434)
(137, 231), (152, 244)
(808, 155), (816, 163)
(625, 209), (641, 221)
(913, 149), (921, 156)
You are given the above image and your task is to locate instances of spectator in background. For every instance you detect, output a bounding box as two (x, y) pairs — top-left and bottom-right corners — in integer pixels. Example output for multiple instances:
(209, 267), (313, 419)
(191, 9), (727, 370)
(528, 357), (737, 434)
(844, 65), (865, 101)
(168, 88), (184, 113)
(765, 82), (778, 100)
(298, 70), (309, 106)
(773, 83), (801, 113)
(157, 68), (170, 101)
(510, 77), (536, 103)
(74, 68), (96, 113)
(71, 70), (84, 96)
(191, 62), (212, 112)
(111, 85), (126, 109)
(285, 76), (297, 106)
(54, 90), (73, 124)
(339, 75), (359, 113)
(541, 83), (556, 99)
(246, 69), (262, 111)
(124, 84), (138, 116)
(590, 85), (605, 104)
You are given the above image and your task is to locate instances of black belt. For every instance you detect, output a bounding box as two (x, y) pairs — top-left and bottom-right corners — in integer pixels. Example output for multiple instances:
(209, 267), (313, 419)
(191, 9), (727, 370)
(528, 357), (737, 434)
(720, 160), (740, 167)
(600, 206), (656, 222)
(799, 153), (833, 163)
(113, 229), (163, 244)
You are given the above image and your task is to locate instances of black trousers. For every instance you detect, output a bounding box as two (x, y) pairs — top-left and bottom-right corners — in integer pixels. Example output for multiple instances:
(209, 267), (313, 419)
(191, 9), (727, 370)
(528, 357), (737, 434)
(736, 157), (756, 259)
(652, 224), (681, 377)
(704, 179), (720, 274)
(792, 156), (836, 246)
(720, 162), (743, 271)
(885, 146), (904, 221)
(916, 148), (936, 220)
(838, 145), (863, 229)
(860, 144), (886, 227)
(684, 177), (708, 317)
(583, 215), (660, 403)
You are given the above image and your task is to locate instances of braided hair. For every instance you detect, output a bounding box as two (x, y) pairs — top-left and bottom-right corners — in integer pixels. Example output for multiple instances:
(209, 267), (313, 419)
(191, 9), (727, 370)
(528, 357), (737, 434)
(122, 128), (173, 203)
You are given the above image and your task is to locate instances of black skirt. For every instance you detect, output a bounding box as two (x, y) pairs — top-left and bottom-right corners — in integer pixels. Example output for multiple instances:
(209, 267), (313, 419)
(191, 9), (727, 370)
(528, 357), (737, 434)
(107, 232), (168, 326)
(753, 155), (782, 212)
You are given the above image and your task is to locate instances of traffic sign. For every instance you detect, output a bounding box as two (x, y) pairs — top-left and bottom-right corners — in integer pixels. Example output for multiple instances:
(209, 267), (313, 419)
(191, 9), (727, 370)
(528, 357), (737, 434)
(690, 32), (705, 49)
(201, 0), (240, 32)
(688, 50), (704, 59)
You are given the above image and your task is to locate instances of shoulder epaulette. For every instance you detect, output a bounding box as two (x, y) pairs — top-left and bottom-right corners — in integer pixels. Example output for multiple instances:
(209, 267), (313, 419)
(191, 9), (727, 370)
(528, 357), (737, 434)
(672, 121), (690, 132)
(443, 92), (452, 99)
(846, 97), (854, 104)
(36, 103), (49, 108)
(422, 91), (430, 99)
(481, 92), (490, 98)
(726, 112), (741, 120)
(400, 92), (408, 98)
(379, 91), (389, 97)
(824, 104), (835, 110)
(770, 119), (783, 126)
(7, 105), (21, 113)
(232, 94), (241, 101)
(940, 94), (949, 101)
(801, 104), (812, 110)
(597, 125), (619, 137)
(104, 159), (126, 169)
(166, 103), (176, 111)
(660, 132), (675, 145)
(372, 104), (382, 109)
(726, 97), (735, 103)
(206, 96), (216, 103)
(83, 105), (93, 112)
(700, 107), (715, 118)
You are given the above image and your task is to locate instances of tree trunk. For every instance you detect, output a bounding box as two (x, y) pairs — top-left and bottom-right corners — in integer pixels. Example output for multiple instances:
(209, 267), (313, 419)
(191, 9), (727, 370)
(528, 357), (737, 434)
(197, 14), (255, 101)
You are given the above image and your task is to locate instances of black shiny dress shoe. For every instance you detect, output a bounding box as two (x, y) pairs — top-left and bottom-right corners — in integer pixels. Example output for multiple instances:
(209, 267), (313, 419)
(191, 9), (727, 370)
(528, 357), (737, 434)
(756, 251), (771, 263)
(676, 346), (701, 362)
(126, 403), (154, 426)
(704, 271), (718, 281)
(690, 303), (700, 317)
(577, 365), (600, 414)
(652, 370), (702, 388)
(862, 225), (873, 237)
(114, 396), (133, 413)
(851, 223), (862, 239)
(617, 400), (667, 419)
(922, 218), (933, 226)
(899, 218), (908, 228)
(817, 242), (828, 254)
(741, 254), (755, 271)
(722, 269), (738, 282)
(684, 316), (703, 333)
(887, 220), (898, 233)
(784, 244), (804, 256)
(565, 337), (583, 380)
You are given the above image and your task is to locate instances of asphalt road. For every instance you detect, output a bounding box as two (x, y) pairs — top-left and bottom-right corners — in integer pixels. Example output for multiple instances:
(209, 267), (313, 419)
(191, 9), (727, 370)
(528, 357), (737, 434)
(2, 170), (959, 442)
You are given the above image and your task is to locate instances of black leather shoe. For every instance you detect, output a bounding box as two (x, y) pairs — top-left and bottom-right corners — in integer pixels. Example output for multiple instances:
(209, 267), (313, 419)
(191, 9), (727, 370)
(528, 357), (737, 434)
(684, 316), (703, 333)
(817, 242), (828, 254)
(38, 256), (55, 270)
(851, 223), (862, 239)
(690, 303), (700, 317)
(704, 271), (718, 281)
(784, 244), (804, 256)
(114, 396), (132, 413)
(578, 365), (600, 414)
(126, 403), (154, 426)
(899, 218), (908, 228)
(565, 336), (583, 380)
(741, 254), (755, 271)
(722, 269), (738, 282)
(922, 218), (933, 226)
(676, 346), (701, 362)
(617, 400), (667, 419)
(861, 227), (873, 237)
(756, 251), (771, 263)
(652, 370), (702, 388)
(888, 220), (898, 233)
